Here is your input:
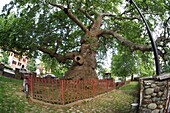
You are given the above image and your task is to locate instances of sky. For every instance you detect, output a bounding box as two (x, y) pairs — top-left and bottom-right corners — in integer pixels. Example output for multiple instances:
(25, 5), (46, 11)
(0, 0), (12, 13)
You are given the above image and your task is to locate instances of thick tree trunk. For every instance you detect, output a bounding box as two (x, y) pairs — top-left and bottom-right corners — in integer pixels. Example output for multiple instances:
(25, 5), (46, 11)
(58, 12), (102, 80)
(63, 43), (98, 80)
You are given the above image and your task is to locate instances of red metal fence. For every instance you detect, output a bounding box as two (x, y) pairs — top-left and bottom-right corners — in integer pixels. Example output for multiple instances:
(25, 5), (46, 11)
(28, 76), (125, 105)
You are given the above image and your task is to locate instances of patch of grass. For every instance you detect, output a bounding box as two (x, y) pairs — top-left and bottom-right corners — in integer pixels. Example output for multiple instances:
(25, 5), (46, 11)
(119, 81), (139, 97)
(0, 75), (21, 84)
(0, 75), (58, 113)
(0, 76), (138, 113)
(0, 77), (25, 112)
(119, 82), (139, 90)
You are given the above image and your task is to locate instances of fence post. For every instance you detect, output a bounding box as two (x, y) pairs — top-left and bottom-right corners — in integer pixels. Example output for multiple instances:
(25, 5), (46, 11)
(92, 80), (95, 97)
(31, 75), (34, 97)
(56, 80), (58, 104)
(28, 74), (31, 96)
(106, 80), (109, 92)
(113, 80), (116, 89)
(52, 79), (54, 103)
(76, 80), (78, 100)
(47, 79), (50, 101)
(69, 80), (72, 103)
(61, 80), (65, 105)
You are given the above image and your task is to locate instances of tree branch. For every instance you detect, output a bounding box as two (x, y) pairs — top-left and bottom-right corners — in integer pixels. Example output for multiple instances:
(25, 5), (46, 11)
(99, 30), (152, 51)
(49, 2), (88, 32)
(48, 2), (65, 9)
(90, 13), (140, 35)
(91, 14), (104, 31)
(78, 8), (95, 22)
(101, 13), (140, 20)
(39, 47), (79, 63)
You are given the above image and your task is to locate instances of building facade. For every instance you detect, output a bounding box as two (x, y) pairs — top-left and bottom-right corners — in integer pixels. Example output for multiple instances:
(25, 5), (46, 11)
(8, 52), (28, 70)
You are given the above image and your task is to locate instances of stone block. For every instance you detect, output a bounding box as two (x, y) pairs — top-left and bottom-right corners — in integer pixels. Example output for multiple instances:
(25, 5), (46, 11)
(151, 109), (159, 113)
(145, 88), (154, 95)
(148, 103), (157, 110)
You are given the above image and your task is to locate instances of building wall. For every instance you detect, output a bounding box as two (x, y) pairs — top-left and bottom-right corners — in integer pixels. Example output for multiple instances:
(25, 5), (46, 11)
(8, 52), (28, 70)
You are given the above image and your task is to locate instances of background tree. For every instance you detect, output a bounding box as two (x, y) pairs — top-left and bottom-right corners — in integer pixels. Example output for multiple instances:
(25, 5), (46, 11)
(0, 0), (169, 80)
(156, 16), (170, 73)
(0, 50), (8, 64)
(111, 47), (136, 80)
(26, 58), (36, 72)
(40, 54), (67, 78)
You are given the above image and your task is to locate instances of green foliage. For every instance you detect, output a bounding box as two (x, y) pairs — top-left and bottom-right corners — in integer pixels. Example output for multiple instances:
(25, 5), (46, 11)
(26, 58), (36, 72)
(119, 82), (139, 97)
(137, 52), (155, 76)
(0, 50), (8, 64)
(119, 82), (139, 91)
(111, 44), (154, 77)
(97, 65), (111, 78)
(41, 54), (67, 77)
(111, 47), (136, 78)
(0, 0), (157, 56)
(0, 0), (169, 77)
(162, 63), (170, 73)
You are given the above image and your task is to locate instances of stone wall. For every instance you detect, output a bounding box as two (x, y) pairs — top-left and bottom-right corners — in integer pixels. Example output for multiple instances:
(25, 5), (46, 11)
(139, 73), (170, 113)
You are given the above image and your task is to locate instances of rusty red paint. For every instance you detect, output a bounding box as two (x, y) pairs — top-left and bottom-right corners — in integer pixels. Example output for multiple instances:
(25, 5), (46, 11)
(27, 77), (125, 105)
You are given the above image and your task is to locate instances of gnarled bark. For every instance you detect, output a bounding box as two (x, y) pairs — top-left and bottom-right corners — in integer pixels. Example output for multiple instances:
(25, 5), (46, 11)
(63, 49), (98, 80)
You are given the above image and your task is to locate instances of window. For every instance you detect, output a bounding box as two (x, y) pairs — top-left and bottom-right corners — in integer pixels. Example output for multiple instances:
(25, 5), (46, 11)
(12, 60), (17, 65)
(10, 53), (13, 56)
(23, 58), (26, 62)
(22, 65), (25, 69)
(14, 54), (19, 58)
(18, 62), (21, 66)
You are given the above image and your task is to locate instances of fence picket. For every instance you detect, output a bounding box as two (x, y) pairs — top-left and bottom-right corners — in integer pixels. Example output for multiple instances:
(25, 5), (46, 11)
(61, 80), (64, 105)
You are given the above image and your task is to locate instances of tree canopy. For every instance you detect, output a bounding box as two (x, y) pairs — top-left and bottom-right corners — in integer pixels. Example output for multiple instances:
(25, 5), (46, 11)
(0, 0), (169, 79)
(111, 46), (154, 78)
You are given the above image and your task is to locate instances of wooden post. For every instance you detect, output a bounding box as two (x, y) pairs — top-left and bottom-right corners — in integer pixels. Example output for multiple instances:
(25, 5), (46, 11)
(56, 79), (58, 104)
(61, 80), (65, 105)
(31, 75), (34, 97)
(106, 80), (109, 92)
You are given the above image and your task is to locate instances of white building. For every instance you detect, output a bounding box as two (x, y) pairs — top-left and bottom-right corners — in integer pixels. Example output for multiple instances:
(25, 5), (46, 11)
(8, 52), (28, 70)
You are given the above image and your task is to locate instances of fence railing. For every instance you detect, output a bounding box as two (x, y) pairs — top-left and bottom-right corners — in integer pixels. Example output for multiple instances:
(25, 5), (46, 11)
(28, 76), (125, 105)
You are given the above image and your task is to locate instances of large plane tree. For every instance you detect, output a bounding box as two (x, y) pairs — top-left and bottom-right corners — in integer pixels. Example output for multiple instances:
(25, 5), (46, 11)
(0, 0), (169, 79)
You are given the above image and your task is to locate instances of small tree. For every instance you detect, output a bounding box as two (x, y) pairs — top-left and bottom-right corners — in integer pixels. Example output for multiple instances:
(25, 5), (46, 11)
(27, 58), (36, 72)
(0, 50), (8, 64)
(41, 54), (67, 78)
(111, 46), (154, 80)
